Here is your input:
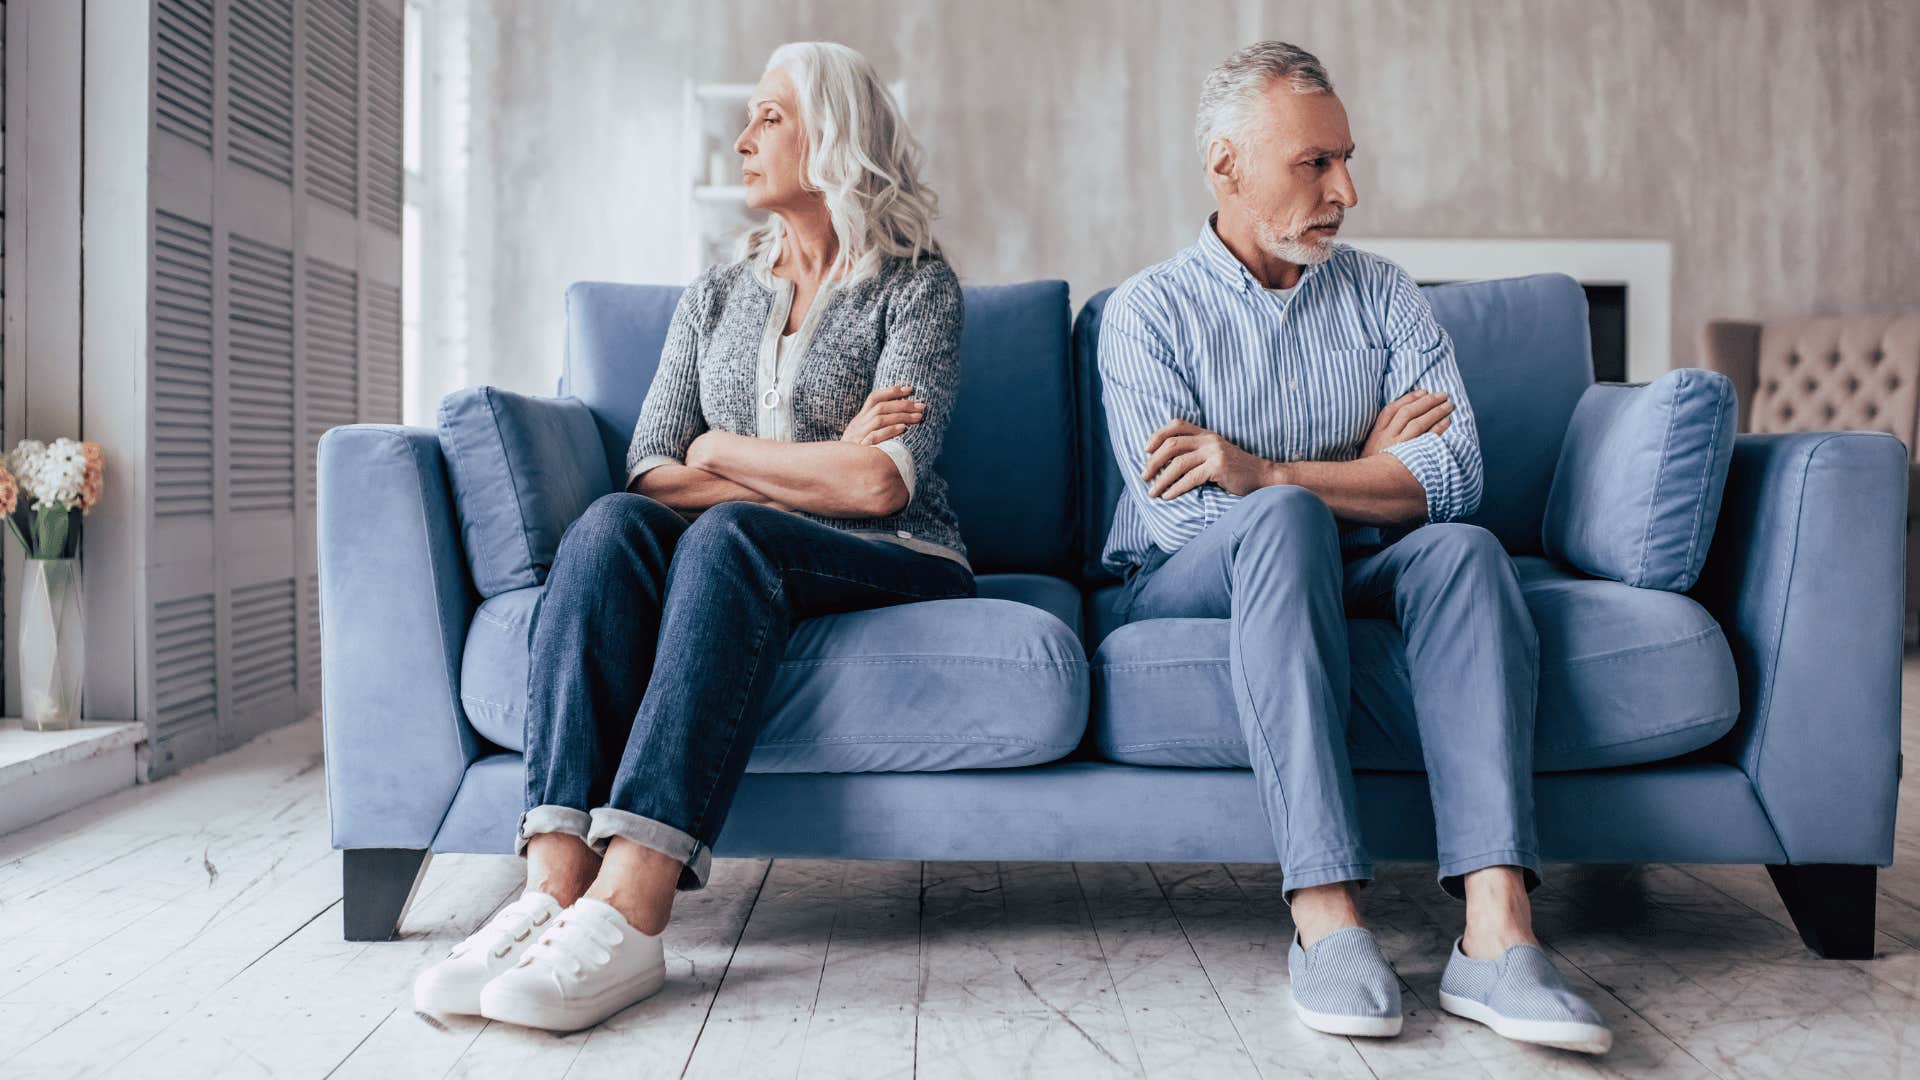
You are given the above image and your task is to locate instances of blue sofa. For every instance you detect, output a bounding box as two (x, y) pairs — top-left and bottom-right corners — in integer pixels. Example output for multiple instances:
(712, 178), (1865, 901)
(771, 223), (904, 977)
(317, 273), (1907, 957)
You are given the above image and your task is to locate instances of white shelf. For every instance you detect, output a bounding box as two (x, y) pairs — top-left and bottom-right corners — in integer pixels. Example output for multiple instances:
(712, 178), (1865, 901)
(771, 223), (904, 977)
(0, 718), (146, 837)
(0, 718), (145, 783)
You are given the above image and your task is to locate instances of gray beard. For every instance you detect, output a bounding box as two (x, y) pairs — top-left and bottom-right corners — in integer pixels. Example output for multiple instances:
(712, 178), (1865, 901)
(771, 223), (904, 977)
(1254, 217), (1337, 266)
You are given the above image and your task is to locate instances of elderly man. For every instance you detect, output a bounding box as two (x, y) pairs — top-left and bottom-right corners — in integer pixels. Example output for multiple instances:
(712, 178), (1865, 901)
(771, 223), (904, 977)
(1097, 41), (1610, 1054)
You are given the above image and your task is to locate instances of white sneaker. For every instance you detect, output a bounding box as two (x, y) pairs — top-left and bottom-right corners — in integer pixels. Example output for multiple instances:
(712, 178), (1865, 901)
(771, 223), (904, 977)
(478, 897), (666, 1032)
(413, 891), (562, 1015)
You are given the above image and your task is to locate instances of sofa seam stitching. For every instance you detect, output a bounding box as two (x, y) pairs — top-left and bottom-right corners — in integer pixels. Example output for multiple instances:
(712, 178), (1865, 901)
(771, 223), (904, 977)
(1635, 375), (1682, 586)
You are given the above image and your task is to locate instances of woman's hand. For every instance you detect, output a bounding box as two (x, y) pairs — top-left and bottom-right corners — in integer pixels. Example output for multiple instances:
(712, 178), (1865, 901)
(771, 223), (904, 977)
(1362, 390), (1452, 457)
(841, 385), (926, 446)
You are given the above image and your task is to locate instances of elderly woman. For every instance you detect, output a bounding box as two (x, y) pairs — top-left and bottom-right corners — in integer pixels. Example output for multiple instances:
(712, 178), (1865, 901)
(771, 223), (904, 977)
(412, 41), (971, 1032)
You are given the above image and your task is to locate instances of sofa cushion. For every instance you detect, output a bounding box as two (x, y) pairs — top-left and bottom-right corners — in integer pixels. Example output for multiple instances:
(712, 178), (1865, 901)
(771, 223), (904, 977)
(461, 588), (1089, 772)
(1090, 555), (1739, 772)
(1543, 369), (1737, 591)
(974, 573), (1084, 642)
(437, 386), (614, 597)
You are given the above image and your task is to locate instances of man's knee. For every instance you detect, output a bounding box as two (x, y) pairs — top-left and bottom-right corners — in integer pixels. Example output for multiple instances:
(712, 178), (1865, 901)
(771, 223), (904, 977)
(1235, 484), (1337, 537)
(1401, 522), (1506, 569)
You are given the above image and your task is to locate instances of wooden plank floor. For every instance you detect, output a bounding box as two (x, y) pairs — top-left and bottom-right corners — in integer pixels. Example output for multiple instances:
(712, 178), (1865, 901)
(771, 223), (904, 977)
(3, 659), (1918, 1078)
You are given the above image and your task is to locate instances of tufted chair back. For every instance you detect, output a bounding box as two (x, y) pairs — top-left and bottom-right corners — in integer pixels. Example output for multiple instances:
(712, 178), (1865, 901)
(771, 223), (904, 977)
(1706, 315), (1920, 453)
(1703, 313), (1920, 631)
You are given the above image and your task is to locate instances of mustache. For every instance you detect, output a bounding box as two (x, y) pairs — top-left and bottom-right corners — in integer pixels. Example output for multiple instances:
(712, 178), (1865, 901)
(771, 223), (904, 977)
(1299, 212), (1344, 233)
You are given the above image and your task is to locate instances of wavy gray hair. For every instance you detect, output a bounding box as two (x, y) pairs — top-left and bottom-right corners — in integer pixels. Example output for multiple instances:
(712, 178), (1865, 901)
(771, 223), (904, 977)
(1194, 41), (1335, 163)
(740, 42), (942, 284)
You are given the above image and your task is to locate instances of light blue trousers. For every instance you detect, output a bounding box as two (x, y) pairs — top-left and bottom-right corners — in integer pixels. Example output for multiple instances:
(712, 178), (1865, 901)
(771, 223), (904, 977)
(1123, 485), (1542, 898)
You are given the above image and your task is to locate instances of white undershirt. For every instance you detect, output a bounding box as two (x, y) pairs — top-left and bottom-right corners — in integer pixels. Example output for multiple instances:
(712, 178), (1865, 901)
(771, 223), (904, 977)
(775, 330), (800, 388)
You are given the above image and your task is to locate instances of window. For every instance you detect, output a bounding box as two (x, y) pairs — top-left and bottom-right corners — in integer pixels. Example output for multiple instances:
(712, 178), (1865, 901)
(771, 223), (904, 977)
(400, 0), (425, 424)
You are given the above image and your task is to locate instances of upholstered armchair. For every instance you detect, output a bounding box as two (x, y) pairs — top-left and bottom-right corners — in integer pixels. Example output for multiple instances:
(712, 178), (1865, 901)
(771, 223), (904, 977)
(1702, 315), (1920, 635)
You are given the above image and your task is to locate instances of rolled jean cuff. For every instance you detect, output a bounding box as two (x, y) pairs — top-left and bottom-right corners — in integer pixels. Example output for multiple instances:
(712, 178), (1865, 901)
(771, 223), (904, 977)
(1437, 849), (1542, 900)
(587, 807), (713, 891)
(1282, 860), (1373, 902)
(516, 804), (592, 856)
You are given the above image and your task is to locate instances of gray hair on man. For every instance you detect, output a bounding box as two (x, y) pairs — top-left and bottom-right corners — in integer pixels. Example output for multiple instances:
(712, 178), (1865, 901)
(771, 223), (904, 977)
(1193, 40), (1335, 162)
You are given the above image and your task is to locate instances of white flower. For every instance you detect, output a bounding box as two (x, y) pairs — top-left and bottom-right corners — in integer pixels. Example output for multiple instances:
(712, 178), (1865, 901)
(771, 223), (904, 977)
(6, 440), (44, 485)
(9, 438), (88, 511)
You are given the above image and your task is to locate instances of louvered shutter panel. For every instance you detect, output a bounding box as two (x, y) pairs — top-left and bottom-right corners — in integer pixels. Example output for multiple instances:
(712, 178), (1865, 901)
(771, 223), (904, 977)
(304, 0), (359, 214)
(153, 594), (219, 749)
(364, 279), (401, 423)
(227, 0), (294, 183)
(226, 234), (295, 513)
(363, 2), (403, 233)
(140, 0), (404, 774)
(303, 257), (356, 507)
(154, 211), (217, 518)
(157, 0), (215, 151)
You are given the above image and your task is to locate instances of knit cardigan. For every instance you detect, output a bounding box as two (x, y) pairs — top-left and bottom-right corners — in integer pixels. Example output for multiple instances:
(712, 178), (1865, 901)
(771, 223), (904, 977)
(624, 254), (970, 568)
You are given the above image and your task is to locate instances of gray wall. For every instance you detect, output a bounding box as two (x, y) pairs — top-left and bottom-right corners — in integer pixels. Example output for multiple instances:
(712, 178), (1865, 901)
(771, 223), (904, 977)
(449, 0), (1920, 399)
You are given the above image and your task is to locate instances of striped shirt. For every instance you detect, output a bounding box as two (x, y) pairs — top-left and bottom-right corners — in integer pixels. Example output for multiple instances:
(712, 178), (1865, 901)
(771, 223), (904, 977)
(1098, 217), (1484, 575)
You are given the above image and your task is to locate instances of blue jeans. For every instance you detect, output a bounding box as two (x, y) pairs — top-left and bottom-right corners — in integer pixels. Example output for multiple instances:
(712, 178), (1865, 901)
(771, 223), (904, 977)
(520, 493), (976, 890)
(1121, 485), (1541, 899)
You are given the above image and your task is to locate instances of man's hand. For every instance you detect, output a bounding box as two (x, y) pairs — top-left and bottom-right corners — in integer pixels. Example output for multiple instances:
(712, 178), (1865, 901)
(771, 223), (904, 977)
(1141, 419), (1275, 500)
(841, 385), (925, 446)
(1362, 390), (1453, 458)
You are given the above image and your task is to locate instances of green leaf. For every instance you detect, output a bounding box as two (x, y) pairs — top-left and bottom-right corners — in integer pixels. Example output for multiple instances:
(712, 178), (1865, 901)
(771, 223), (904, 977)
(31, 506), (72, 559)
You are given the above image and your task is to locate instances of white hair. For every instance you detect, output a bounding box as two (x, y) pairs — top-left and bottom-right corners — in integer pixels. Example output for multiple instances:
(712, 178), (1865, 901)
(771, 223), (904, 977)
(739, 42), (942, 284)
(1194, 40), (1335, 163)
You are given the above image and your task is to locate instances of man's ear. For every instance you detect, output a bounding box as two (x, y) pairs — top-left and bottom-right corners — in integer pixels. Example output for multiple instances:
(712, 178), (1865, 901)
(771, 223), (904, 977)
(1206, 138), (1239, 196)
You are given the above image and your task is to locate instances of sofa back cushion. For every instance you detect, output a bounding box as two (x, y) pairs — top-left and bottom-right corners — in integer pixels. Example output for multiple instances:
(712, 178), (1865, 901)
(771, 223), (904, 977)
(562, 279), (1079, 576)
(1076, 271), (1595, 582)
(437, 386), (614, 596)
(1750, 314), (1920, 452)
(1543, 369), (1737, 591)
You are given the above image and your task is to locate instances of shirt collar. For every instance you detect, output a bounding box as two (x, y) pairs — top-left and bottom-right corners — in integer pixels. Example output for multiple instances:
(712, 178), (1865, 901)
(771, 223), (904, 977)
(1195, 212), (1332, 295)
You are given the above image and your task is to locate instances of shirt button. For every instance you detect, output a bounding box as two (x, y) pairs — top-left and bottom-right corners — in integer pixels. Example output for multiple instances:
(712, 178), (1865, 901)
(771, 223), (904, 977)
(1289, 378), (1300, 390)
(896, 530), (912, 539)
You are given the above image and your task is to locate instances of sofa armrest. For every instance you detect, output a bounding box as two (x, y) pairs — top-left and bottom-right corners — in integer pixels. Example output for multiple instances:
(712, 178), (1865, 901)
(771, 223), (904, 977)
(1693, 431), (1907, 865)
(318, 424), (481, 850)
(1700, 319), (1762, 431)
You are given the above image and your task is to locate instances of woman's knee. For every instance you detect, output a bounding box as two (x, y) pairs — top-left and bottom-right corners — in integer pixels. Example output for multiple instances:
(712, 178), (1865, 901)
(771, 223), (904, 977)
(566, 492), (686, 553)
(674, 501), (777, 563)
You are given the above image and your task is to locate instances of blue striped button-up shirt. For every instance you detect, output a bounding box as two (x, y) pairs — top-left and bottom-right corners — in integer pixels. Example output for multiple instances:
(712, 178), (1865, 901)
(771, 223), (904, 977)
(1098, 218), (1484, 575)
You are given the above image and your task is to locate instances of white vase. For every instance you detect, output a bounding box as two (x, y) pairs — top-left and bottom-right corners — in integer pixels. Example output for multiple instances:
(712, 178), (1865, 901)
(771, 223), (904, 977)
(20, 557), (84, 731)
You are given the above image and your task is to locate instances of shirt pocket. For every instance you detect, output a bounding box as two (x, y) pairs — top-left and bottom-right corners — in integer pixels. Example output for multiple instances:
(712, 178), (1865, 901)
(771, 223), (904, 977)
(1306, 347), (1394, 453)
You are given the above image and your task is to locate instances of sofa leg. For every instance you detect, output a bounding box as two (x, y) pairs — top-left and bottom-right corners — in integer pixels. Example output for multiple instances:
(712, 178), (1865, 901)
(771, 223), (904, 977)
(1766, 864), (1876, 959)
(343, 848), (432, 941)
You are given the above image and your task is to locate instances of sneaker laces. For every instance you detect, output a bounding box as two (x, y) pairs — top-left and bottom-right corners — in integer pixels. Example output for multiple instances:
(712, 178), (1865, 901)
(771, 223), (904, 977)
(449, 894), (555, 960)
(519, 912), (622, 978)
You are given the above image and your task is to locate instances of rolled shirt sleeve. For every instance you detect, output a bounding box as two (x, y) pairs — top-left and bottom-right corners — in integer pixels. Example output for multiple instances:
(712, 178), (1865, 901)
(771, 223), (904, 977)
(1098, 287), (1239, 554)
(871, 436), (916, 501)
(624, 276), (710, 488)
(1376, 266), (1484, 523)
(866, 260), (963, 507)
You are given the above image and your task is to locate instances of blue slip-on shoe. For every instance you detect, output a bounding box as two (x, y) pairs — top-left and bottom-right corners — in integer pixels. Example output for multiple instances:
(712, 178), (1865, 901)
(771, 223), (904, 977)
(1439, 937), (1612, 1054)
(1287, 926), (1404, 1037)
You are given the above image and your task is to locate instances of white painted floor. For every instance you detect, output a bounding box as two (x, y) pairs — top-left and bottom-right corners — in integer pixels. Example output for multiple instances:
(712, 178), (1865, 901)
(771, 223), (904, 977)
(2, 662), (1917, 1080)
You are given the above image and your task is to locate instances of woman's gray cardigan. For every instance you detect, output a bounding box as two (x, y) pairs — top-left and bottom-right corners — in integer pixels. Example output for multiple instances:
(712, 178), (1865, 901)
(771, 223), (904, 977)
(624, 254), (970, 569)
